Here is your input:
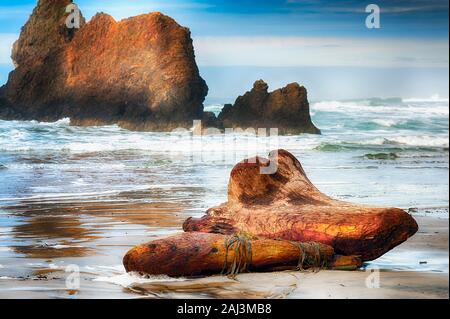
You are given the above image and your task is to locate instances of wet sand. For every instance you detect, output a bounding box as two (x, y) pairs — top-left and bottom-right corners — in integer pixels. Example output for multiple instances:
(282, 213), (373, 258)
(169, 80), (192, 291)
(1, 96), (448, 299)
(125, 215), (449, 299)
(1, 212), (446, 299)
(125, 270), (448, 299)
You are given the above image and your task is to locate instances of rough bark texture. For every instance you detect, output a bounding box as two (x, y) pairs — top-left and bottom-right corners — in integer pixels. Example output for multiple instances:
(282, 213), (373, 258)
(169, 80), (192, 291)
(0, 0), (208, 131)
(123, 232), (357, 277)
(218, 80), (321, 135)
(183, 149), (418, 261)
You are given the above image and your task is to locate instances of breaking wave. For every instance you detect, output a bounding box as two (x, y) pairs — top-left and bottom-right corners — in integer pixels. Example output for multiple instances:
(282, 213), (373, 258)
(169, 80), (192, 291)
(311, 98), (449, 117)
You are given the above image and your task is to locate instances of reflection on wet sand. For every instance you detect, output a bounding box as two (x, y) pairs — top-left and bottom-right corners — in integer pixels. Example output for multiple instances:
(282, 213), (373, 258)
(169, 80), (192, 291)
(4, 190), (191, 259)
(0, 193), (198, 297)
(13, 243), (95, 259)
(0, 185), (202, 298)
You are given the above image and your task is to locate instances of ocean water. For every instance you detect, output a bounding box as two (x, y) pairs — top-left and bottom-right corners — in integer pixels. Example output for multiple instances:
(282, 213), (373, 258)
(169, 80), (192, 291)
(0, 97), (448, 298)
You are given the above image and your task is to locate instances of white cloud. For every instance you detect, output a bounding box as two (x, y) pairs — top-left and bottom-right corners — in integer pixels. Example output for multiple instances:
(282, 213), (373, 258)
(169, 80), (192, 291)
(1, 32), (448, 69)
(285, 0), (449, 14)
(0, 34), (17, 65)
(194, 36), (449, 68)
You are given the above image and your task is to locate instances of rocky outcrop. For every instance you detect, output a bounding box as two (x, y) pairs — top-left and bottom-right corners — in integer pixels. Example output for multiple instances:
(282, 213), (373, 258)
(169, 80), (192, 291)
(0, 1), (321, 134)
(218, 80), (320, 134)
(183, 150), (418, 261)
(0, 0), (208, 131)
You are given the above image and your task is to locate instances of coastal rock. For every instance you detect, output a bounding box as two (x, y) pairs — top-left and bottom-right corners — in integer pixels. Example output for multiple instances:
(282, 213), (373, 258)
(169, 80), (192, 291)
(0, 0), (208, 131)
(183, 149), (419, 261)
(218, 80), (320, 134)
(123, 232), (364, 277)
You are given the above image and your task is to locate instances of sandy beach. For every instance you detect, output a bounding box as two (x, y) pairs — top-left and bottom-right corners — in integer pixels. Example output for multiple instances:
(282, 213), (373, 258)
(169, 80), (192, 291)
(122, 215), (450, 299)
(0, 213), (447, 299)
(0, 97), (447, 300)
(0, 0), (448, 302)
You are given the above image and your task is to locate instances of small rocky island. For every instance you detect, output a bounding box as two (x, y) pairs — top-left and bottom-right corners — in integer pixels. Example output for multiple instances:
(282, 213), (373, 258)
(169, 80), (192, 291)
(0, 0), (320, 134)
(219, 80), (320, 134)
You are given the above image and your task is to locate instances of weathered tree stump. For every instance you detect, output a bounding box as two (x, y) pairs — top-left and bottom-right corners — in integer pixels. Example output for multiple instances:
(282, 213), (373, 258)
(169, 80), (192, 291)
(183, 150), (418, 261)
(122, 232), (359, 277)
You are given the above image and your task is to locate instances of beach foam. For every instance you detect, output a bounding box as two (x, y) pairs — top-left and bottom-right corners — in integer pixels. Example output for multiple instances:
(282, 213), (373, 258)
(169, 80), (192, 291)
(311, 99), (449, 117)
(93, 272), (187, 287)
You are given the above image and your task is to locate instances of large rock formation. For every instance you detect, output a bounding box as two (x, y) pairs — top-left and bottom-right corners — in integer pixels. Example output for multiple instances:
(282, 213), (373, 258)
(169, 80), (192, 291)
(183, 150), (418, 261)
(218, 80), (320, 134)
(0, 0), (208, 130)
(0, 1), (321, 134)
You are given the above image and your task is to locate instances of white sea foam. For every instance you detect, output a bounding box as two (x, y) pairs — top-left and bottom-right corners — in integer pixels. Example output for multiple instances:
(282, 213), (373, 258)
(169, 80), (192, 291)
(357, 136), (449, 148)
(372, 119), (404, 127)
(48, 263), (62, 270)
(26, 263), (45, 267)
(404, 94), (449, 103)
(367, 250), (449, 273)
(0, 183), (205, 203)
(51, 244), (84, 250)
(0, 98), (448, 156)
(96, 265), (127, 273)
(388, 136), (449, 147)
(311, 100), (449, 116)
(38, 118), (71, 126)
(204, 104), (224, 115)
(0, 276), (13, 280)
(93, 272), (187, 287)
(0, 190), (122, 203)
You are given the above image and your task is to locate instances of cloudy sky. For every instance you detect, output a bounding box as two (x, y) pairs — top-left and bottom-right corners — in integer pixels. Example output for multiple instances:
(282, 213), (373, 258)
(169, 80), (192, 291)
(0, 0), (448, 100)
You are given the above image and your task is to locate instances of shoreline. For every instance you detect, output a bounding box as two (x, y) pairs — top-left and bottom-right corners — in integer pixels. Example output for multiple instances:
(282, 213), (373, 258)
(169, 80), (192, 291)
(123, 215), (449, 299)
(1, 214), (447, 299)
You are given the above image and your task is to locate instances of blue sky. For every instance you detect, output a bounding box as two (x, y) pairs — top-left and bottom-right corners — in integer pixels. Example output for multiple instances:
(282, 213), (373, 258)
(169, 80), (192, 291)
(0, 0), (448, 37)
(0, 0), (449, 100)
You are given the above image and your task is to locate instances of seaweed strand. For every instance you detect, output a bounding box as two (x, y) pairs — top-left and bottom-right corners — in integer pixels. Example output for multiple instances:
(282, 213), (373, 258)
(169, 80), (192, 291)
(288, 241), (327, 272)
(222, 233), (254, 278)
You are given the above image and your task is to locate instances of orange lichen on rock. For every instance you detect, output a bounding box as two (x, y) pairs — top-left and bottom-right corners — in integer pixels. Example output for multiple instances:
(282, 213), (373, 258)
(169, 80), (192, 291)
(0, 1), (321, 134)
(0, 0), (208, 130)
(183, 149), (419, 261)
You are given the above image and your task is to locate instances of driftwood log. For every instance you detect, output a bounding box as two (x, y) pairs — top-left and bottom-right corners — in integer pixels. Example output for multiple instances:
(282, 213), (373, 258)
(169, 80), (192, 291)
(123, 232), (361, 277)
(183, 150), (418, 261)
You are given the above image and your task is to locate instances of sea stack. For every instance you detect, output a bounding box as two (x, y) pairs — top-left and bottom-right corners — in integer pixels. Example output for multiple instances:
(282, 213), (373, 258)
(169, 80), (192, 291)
(218, 80), (321, 134)
(0, 0), (208, 131)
